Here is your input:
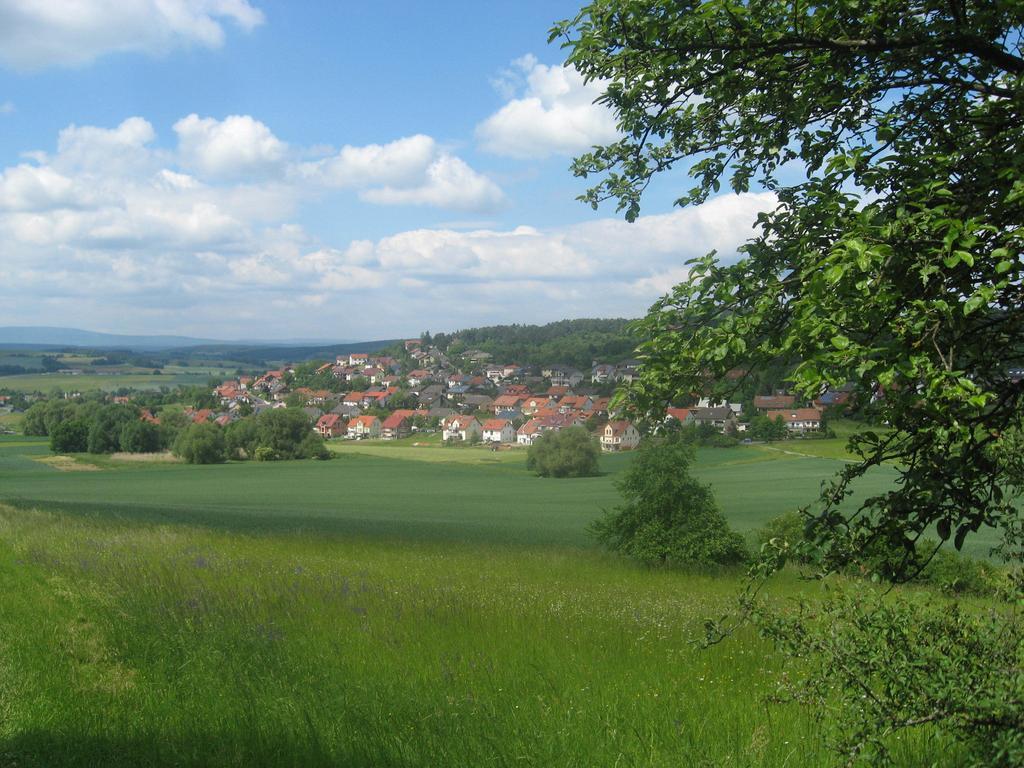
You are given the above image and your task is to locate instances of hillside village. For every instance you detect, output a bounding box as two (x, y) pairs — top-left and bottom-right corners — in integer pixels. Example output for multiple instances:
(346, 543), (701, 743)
(177, 338), (841, 452)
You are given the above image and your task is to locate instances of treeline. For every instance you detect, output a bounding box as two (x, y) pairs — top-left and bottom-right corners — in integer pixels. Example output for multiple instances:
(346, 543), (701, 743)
(22, 399), (329, 464)
(424, 319), (639, 369)
(0, 355), (62, 376)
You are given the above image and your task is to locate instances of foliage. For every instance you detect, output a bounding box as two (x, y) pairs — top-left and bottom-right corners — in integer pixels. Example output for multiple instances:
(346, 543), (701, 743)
(171, 422), (227, 465)
(48, 418), (89, 453)
(553, 0), (1024, 574)
(254, 408), (322, 460)
(750, 415), (788, 442)
(526, 426), (601, 477)
(119, 419), (162, 454)
(432, 318), (638, 370)
(593, 434), (747, 566)
(757, 589), (1023, 766)
(86, 405), (136, 454)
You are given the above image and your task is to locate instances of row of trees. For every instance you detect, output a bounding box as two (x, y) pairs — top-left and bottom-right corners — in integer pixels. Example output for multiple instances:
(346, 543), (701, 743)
(23, 397), (329, 463)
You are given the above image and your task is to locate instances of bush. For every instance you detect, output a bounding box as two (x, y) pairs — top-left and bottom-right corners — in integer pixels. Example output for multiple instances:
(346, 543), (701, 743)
(172, 422), (226, 464)
(755, 511), (816, 565)
(592, 434), (748, 567)
(526, 427), (600, 478)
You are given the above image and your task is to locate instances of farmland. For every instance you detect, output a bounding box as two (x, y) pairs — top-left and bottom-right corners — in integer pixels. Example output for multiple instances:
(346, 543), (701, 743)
(0, 436), (999, 766)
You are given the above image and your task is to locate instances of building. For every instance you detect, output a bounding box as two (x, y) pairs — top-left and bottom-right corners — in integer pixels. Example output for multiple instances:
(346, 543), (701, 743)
(764, 408), (823, 433)
(481, 418), (516, 444)
(601, 420), (641, 452)
(316, 413), (345, 438)
(442, 415), (482, 442)
(347, 415), (380, 439)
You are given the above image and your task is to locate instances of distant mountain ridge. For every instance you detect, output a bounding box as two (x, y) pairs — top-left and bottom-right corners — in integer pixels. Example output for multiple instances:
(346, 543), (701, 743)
(0, 327), (355, 351)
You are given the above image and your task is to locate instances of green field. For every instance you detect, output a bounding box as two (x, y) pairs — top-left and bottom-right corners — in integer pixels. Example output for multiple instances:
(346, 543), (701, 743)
(0, 371), (220, 393)
(0, 435), (907, 547)
(0, 437), (997, 765)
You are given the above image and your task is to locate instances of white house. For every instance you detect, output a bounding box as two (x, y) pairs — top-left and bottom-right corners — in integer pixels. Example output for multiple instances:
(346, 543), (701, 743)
(481, 418), (516, 444)
(442, 415), (482, 442)
(765, 408), (823, 433)
(347, 415), (380, 439)
(601, 420), (641, 452)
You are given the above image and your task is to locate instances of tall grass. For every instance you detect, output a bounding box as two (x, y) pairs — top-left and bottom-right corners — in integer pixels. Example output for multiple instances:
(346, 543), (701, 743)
(0, 505), (959, 767)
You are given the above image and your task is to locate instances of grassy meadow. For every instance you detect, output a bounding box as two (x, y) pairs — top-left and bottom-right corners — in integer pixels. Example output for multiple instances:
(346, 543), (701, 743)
(0, 434), (989, 765)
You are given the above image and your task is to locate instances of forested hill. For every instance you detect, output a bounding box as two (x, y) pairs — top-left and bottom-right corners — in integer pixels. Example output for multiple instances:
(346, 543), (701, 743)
(425, 319), (640, 369)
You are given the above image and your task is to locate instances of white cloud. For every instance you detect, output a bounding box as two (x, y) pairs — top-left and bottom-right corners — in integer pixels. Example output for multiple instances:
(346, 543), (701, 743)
(0, 114), (774, 339)
(361, 154), (504, 210)
(0, 101), (14, 114)
(477, 54), (619, 159)
(296, 133), (503, 211)
(0, 0), (264, 70)
(297, 134), (437, 188)
(174, 114), (287, 180)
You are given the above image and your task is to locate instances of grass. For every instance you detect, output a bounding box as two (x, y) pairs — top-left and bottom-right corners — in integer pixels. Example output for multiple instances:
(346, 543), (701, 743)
(0, 371), (225, 393)
(0, 504), (964, 767)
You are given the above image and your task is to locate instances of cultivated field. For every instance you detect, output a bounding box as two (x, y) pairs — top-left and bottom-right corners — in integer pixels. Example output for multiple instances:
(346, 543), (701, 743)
(0, 435), (994, 766)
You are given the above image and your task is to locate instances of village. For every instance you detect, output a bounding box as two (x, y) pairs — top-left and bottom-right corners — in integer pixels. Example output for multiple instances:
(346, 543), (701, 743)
(187, 338), (841, 452)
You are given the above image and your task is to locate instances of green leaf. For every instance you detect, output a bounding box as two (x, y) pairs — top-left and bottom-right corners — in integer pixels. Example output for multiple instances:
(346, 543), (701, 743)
(963, 295), (986, 315)
(831, 335), (851, 350)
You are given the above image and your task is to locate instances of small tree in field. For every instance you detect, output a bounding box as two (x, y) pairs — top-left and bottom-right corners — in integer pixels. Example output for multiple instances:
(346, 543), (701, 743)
(592, 434), (747, 567)
(526, 427), (600, 477)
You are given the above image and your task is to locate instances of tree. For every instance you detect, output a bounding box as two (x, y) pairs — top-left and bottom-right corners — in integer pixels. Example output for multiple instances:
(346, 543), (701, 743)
(592, 434), (747, 566)
(256, 408), (316, 460)
(49, 418), (88, 453)
(119, 419), (161, 453)
(171, 422), (226, 464)
(526, 427), (601, 477)
(86, 404), (136, 454)
(553, 0), (1024, 577)
(554, 3), (1024, 761)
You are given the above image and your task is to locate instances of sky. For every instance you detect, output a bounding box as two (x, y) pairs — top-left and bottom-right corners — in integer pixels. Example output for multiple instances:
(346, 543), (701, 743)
(0, 0), (773, 341)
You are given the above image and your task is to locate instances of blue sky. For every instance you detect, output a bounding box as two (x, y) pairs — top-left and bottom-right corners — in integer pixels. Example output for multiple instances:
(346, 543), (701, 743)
(0, 1), (772, 341)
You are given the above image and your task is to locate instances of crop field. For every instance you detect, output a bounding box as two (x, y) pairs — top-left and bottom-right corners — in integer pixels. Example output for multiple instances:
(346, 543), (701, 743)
(0, 371), (219, 393)
(0, 435), (912, 547)
(0, 436), (996, 765)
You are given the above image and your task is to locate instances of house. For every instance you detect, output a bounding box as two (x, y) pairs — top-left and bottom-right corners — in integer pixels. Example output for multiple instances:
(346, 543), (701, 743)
(461, 394), (494, 412)
(696, 398), (743, 415)
(765, 408), (823, 433)
(481, 418), (516, 444)
(442, 415), (482, 442)
(502, 383), (530, 396)
(516, 414), (581, 445)
(591, 363), (616, 383)
(316, 413), (345, 438)
(347, 415), (381, 439)
(492, 394), (523, 414)
(546, 365), (584, 388)
(522, 396), (557, 415)
(348, 352), (369, 366)
(407, 369), (432, 387)
(812, 390), (851, 411)
(687, 406), (735, 431)
(485, 364), (506, 382)
(558, 395), (593, 414)
(664, 407), (691, 425)
(754, 394), (796, 411)
(601, 420), (641, 452)
(381, 410), (414, 440)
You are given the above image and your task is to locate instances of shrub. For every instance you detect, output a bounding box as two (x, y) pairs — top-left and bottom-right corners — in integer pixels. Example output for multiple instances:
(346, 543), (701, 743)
(755, 511), (816, 565)
(592, 434), (747, 567)
(526, 427), (600, 478)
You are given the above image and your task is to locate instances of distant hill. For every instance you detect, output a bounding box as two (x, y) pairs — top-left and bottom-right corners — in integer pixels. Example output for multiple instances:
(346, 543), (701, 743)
(0, 327), (356, 351)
